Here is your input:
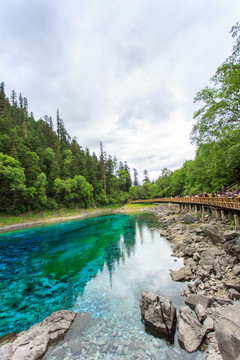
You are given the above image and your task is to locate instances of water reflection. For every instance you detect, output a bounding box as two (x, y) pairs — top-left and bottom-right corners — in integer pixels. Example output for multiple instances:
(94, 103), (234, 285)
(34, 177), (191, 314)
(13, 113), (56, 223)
(0, 214), (164, 336)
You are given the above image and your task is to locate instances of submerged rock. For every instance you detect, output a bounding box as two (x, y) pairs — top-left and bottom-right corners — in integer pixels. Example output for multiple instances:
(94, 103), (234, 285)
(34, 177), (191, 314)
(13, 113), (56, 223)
(140, 291), (176, 343)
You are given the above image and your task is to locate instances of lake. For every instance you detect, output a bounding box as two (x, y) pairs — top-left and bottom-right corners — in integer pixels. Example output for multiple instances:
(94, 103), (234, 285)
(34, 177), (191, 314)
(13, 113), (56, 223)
(0, 213), (205, 359)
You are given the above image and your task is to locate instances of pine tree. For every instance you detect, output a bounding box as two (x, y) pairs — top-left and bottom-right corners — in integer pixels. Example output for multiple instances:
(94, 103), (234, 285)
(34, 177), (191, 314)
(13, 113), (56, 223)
(143, 169), (150, 183)
(99, 141), (106, 193)
(133, 168), (139, 186)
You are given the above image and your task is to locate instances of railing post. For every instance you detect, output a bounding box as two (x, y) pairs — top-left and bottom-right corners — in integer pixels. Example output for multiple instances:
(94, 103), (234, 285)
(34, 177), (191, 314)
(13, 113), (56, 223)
(228, 211), (234, 223)
(215, 208), (221, 220)
(234, 213), (240, 227)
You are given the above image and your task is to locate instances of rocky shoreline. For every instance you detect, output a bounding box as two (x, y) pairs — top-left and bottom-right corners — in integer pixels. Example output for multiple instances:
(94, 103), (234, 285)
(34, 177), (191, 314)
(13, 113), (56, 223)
(148, 203), (240, 360)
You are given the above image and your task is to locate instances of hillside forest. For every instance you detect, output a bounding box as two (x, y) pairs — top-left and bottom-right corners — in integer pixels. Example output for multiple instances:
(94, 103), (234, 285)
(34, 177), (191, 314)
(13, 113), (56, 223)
(0, 23), (240, 214)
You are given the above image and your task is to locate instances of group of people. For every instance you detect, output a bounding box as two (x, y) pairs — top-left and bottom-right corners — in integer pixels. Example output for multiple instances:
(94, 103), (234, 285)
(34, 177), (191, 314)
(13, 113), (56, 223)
(184, 188), (240, 199)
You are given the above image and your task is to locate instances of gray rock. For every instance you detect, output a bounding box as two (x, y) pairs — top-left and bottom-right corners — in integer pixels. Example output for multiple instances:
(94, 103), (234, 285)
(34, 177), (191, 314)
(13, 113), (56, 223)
(140, 291), (176, 343)
(0, 310), (76, 360)
(169, 265), (192, 282)
(228, 288), (240, 300)
(203, 316), (214, 332)
(224, 281), (240, 293)
(181, 213), (198, 224)
(223, 230), (240, 241)
(178, 306), (206, 353)
(183, 246), (195, 257)
(215, 317), (240, 360)
(195, 303), (207, 323)
(200, 224), (224, 244)
(196, 268), (210, 282)
(224, 237), (240, 260)
(218, 301), (240, 327)
(185, 294), (212, 310)
(233, 265), (240, 275)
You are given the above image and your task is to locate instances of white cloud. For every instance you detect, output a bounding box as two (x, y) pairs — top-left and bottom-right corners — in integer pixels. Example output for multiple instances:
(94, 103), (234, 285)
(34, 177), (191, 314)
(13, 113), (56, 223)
(1, 0), (239, 182)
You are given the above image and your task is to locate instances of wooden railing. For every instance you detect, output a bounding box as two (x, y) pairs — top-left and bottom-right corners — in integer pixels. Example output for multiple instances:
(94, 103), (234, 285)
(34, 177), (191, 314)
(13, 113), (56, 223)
(130, 196), (240, 211)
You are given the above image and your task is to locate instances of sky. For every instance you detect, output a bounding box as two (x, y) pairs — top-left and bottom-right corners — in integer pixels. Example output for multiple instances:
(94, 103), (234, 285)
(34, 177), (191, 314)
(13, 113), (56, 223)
(0, 0), (239, 182)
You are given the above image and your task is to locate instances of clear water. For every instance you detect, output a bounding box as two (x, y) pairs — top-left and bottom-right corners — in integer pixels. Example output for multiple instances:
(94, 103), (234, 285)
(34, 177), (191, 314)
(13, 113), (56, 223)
(0, 213), (205, 359)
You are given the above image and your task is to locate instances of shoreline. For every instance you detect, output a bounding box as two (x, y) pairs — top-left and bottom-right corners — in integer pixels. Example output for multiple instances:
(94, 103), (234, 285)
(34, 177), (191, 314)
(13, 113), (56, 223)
(0, 204), (156, 232)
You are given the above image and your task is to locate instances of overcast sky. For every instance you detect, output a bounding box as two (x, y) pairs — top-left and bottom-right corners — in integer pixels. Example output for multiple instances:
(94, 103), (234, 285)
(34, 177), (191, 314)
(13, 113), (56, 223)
(0, 0), (239, 181)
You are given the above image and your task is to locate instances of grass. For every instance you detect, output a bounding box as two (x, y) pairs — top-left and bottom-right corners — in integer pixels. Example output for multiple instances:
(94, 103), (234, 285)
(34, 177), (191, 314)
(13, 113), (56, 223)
(0, 208), (107, 228)
(0, 203), (157, 229)
(123, 203), (157, 211)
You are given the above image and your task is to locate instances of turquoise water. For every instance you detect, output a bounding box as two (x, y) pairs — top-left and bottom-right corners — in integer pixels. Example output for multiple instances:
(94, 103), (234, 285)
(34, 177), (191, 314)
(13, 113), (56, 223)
(0, 213), (204, 359)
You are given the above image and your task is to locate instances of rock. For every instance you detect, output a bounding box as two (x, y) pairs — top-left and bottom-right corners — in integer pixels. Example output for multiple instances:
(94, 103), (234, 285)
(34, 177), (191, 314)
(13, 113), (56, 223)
(203, 316), (214, 332)
(182, 246), (195, 257)
(224, 281), (240, 293)
(181, 213), (198, 224)
(185, 294), (212, 310)
(215, 317), (240, 360)
(233, 265), (240, 275)
(223, 230), (240, 241)
(0, 310), (76, 360)
(178, 306), (206, 353)
(140, 291), (176, 343)
(200, 224), (224, 244)
(228, 288), (240, 300)
(224, 237), (240, 261)
(195, 303), (207, 323)
(196, 268), (210, 282)
(160, 230), (170, 237)
(199, 254), (215, 267)
(218, 301), (240, 327)
(169, 265), (192, 282)
(182, 233), (194, 244)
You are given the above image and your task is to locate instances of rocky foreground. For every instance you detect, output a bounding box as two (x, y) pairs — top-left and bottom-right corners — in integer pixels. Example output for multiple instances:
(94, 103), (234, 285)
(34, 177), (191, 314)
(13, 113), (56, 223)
(143, 204), (240, 360)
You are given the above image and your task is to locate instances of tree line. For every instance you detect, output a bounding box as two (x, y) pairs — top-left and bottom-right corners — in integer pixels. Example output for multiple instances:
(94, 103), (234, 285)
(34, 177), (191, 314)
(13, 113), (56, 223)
(1, 23), (240, 213)
(0, 86), (135, 212)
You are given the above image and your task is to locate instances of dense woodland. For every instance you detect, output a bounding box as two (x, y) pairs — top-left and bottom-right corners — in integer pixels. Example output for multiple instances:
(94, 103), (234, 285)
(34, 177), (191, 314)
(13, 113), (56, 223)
(1, 23), (240, 213)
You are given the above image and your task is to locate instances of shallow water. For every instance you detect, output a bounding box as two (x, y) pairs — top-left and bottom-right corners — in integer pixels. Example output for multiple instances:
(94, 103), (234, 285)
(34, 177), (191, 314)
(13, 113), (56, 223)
(0, 213), (205, 359)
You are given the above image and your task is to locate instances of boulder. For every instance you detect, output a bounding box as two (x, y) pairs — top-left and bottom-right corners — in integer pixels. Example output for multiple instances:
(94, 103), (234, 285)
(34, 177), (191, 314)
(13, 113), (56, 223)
(178, 306), (206, 353)
(181, 213), (198, 224)
(140, 291), (176, 343)
(223, 230), (240, 241)
(185, 294), (212, 310)
(224, 237), (240, 261)
(169, 265), (192, 282)
(182, 246), (195, 257)
(0, 310), (76, 360)
(215, 317), (240, 360)
(200, 224), (224, 244)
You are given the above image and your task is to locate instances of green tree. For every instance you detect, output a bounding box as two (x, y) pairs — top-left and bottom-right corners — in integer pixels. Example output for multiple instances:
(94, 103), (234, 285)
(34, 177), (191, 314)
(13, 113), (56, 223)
(191, 22), (240, 145)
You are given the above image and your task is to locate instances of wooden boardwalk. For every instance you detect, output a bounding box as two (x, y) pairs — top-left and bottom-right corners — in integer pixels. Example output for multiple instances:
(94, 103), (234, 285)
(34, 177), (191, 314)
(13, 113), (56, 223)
(130, 197), (240, 211)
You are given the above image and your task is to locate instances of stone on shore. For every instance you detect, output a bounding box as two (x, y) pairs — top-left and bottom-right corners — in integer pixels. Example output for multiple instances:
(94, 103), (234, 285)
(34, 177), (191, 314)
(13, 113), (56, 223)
(178, 306), (207, 353)
(140, 291), (176, 343)
(215, 317), (240, 360)
(0, 310), (76, 360)
(200, 224), (224, 244)
(169, 265), (192, 281)
(185, 294), (212, 310)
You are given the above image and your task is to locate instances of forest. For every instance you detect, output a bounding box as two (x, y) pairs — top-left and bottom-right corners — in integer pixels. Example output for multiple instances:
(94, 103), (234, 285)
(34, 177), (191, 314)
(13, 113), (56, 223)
(0, 23), (240, 213)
